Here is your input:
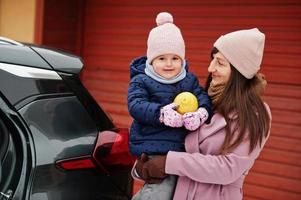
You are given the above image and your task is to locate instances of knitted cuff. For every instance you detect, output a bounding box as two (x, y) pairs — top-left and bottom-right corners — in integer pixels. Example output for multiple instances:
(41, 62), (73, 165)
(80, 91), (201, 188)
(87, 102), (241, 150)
(198, 107), (209, 123)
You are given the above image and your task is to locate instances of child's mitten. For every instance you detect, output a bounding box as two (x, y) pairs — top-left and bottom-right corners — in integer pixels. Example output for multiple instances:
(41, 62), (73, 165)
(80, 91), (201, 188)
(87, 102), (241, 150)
(183, 107), (208, 131)
(159, 103), (183, 128)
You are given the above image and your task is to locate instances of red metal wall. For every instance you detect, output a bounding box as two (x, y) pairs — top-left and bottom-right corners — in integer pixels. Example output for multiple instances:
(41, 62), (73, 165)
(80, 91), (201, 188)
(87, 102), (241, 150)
(42, 0), (84, 54)
(43, 0), (301, 199)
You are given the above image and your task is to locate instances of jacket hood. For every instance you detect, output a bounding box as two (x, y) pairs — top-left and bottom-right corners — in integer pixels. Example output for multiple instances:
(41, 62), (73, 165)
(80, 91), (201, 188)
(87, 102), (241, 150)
(130, 56), (189, 79)
(130, 56), (147, 78)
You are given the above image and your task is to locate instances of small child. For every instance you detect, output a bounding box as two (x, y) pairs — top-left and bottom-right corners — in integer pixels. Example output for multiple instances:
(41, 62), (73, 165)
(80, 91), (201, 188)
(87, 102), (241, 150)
(128, 12), (212, 200)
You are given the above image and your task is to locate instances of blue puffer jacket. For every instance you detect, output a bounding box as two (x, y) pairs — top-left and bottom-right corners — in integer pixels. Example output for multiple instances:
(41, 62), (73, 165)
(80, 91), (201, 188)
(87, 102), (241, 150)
(128, 56), (212, 156)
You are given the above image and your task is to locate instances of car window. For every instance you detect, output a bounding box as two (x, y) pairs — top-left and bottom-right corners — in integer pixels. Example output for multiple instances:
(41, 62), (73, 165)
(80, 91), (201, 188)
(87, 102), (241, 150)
(59, 74), (115, 131)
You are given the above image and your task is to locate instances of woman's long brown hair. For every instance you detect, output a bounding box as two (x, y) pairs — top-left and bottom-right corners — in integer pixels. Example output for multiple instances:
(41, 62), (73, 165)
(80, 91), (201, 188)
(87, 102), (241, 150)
(205, 47), (271, 154)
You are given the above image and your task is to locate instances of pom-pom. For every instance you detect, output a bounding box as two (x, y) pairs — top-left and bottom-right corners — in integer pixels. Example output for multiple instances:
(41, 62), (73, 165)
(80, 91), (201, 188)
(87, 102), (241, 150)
(156, 12), (173, 26)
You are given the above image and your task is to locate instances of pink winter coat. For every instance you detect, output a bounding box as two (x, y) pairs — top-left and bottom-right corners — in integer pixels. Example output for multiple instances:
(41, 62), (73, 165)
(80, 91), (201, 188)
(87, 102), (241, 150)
(166, 105), (271, 200)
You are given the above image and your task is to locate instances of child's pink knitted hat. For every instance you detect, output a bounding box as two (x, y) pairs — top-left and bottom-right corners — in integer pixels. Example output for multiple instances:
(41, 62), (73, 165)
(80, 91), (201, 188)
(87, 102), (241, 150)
(214, 28), (265, 79)
(147, 12), (185, 63)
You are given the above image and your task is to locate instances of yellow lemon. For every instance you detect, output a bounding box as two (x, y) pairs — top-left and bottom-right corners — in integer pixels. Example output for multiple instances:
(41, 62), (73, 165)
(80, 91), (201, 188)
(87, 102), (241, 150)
(173, 92), (198, 115)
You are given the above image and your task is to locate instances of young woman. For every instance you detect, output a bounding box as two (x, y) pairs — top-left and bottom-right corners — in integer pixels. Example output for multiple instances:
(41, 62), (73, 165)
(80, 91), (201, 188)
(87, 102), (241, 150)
(134, 28), (271, 200)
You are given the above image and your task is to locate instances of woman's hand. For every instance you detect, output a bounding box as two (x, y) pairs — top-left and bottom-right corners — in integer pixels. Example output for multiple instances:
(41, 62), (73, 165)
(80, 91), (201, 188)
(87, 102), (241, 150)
(135, 153), (149, 180)
(144, 155), (167, 178)
(135, 154), (168, 183)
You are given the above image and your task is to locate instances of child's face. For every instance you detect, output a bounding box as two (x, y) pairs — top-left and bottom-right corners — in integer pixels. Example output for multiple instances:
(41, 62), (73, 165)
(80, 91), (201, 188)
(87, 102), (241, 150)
(152, 54), (183, 79)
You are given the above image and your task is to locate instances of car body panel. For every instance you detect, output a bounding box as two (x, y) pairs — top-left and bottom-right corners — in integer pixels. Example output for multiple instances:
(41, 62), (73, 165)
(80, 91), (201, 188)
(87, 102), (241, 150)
(18, 96), (97, 164)
(18, 96), (132, 200)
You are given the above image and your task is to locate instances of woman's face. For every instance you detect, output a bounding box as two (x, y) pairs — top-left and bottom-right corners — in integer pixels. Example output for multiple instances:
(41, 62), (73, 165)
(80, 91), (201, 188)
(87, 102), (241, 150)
(152, 54), (182, 79)
(208, 52), (231, 85)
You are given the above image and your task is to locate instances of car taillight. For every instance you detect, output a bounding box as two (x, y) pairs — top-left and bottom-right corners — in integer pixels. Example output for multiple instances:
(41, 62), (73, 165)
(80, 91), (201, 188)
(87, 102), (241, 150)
(56, 128), (135, 174)
(93, 128), (136, 173)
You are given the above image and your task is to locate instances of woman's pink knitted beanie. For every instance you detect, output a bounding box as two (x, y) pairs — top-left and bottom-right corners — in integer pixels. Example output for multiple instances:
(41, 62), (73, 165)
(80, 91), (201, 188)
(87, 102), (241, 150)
(214, 28), (265, 79)
(147, 12), (185, 63)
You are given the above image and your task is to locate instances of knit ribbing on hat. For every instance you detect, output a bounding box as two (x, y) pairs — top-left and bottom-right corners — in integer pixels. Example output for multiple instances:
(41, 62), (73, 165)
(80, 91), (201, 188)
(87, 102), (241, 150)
(214, 28), (265, 79)
(147, 12), (185, 63)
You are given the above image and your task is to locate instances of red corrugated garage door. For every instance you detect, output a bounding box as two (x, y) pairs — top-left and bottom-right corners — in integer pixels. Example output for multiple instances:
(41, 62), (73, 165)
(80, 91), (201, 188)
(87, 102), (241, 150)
(80, 0), (301, 199)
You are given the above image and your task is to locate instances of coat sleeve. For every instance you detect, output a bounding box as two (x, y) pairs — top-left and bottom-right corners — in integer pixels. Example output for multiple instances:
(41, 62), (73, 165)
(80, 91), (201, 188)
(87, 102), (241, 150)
(165, 139), (266, 185)
(191, 75), (213, 122)
(128, 75), (162, 126)
(165, 103), (272, 185)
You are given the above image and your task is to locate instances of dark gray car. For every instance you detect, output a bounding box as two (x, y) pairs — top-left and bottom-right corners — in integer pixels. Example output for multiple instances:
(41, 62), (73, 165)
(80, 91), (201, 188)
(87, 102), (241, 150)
(0, 37), (135, 200)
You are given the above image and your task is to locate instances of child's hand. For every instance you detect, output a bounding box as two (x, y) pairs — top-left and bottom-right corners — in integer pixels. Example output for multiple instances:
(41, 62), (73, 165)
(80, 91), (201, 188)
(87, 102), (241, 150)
(159, 103), (183, 127)
(183, 107), (208, 131)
